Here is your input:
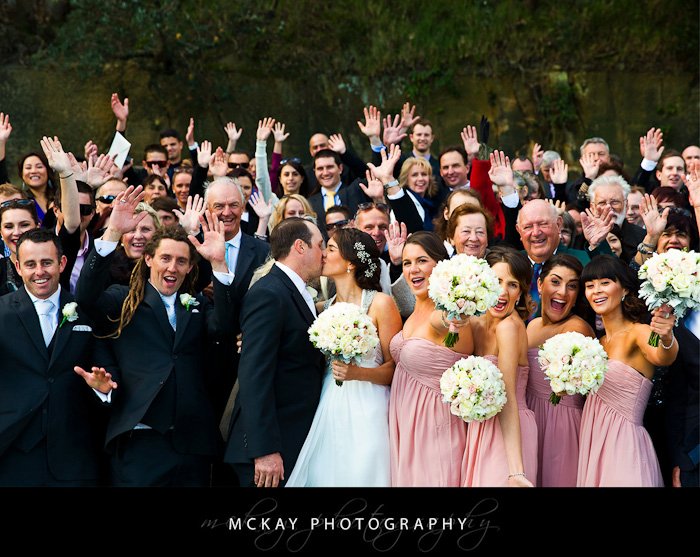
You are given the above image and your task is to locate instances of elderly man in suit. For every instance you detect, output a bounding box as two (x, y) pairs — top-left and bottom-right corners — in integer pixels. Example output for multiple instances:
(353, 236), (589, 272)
(225, 217), (326, 487)
(76, 186), (235, 486)
(0, 228), (106, 486)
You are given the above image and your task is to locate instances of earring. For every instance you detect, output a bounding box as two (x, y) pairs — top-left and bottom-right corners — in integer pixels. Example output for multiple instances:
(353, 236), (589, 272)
(621, 294), (626, 301)
(347, 267), (351, 274)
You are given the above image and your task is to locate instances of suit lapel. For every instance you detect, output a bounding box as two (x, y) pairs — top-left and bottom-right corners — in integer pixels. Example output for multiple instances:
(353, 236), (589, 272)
(234, 235), (255, 287)
(173, 293), (193, 350)
(144, 283), (175, 341)
(48, 289), (75, 367)
(14, 288), (49, 362)
(271, 266), (315, 327)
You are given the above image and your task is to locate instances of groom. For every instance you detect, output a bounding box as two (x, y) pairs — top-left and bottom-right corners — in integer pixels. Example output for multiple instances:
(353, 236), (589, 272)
(224, 217), (326, 487)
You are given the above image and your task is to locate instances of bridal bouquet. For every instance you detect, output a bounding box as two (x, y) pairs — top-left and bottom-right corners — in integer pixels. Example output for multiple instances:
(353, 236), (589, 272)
(308, 302), (379, 386)
(440, 356), (507, 422)
(638, 248), (700, 346)
(538, 332), (607, 405)
(428, 254), (500, 347)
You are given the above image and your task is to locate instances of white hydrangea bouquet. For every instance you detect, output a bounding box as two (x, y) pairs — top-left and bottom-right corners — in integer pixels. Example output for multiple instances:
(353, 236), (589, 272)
(538, 332), (608, 405)
(440, 356), (507, 422)
(308, 302), (379, 386)
(638, 248), (700, 346)
(428, 254), (500, 347)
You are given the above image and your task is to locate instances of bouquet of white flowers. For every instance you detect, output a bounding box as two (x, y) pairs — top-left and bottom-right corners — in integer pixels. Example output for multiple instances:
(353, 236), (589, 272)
(428, 254), (500, 347)
(638, 248), (700, 346)
(538, 331), (607, 405)
(308, 302), (379, 386)
(439, 356), (507, 422)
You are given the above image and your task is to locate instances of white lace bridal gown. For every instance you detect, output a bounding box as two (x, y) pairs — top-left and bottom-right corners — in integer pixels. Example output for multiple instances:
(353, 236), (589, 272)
(286, 290), (391, 487)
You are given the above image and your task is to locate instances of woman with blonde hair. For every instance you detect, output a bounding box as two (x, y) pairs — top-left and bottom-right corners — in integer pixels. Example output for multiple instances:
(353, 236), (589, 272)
(268, 194), (316, 231)
(398, 157), (440, 231)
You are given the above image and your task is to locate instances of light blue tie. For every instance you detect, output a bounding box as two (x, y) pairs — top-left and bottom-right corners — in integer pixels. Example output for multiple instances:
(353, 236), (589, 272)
(37, 299), (56, 346)
(165, 299), (176, 331)
(225, 242), (235, 273)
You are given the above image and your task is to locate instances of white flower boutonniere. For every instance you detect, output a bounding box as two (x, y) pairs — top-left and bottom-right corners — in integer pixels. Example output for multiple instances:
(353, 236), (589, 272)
(60, 302), (79, 328)
(180, 293), (200, 311)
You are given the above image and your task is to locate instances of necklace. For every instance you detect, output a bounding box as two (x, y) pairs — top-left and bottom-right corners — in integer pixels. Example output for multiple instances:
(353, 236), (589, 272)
(602, 326), (632, 345)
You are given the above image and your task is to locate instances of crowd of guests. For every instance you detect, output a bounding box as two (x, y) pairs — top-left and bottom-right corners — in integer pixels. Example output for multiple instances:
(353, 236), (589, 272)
(0, 95), (697, 488)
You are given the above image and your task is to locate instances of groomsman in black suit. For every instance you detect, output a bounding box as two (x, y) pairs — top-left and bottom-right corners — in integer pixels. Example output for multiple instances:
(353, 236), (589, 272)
(225, 217), (326, 487)
(0, 229), (106, 486)
(75, 186), (236, 486)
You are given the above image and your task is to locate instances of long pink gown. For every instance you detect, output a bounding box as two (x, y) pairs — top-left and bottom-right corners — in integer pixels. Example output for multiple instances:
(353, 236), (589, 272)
(577, 360), (663, 487)
(388, 332), (469, 486)
(462, 355), (538, 487)
(526, 348), (583, 487)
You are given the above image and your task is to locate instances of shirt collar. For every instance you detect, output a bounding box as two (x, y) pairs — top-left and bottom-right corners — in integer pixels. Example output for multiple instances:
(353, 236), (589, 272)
(78, 231), (90, 256)
(26, 284), (62, 309)
(226, 229), (242, 249)
(527, 248), (557, 267)
(275, 261), (307, 297)
(148, 280), (177, 307)
(321, 182), (342, 196)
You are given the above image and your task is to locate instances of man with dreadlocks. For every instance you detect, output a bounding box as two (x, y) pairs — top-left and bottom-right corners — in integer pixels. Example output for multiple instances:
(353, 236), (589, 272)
(75, 185), (236, 487)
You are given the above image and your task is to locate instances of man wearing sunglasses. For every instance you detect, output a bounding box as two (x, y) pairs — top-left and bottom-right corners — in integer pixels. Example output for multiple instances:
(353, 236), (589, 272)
(94, 178), (127, 216)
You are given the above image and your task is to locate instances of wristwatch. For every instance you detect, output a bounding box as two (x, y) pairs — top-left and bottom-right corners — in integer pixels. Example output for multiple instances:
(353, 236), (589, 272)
(637, 242), (655, 255)
(383, 179), (399, 191)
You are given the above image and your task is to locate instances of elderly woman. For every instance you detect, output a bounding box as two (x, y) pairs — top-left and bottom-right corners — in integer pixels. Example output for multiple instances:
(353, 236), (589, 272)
(446, 203), (493, 259)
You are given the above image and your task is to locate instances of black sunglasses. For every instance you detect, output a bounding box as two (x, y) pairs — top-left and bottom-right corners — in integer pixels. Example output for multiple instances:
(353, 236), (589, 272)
(0, 198), (34, 209)
(96, 195), (116, 204)
(79, 204), (95, 216)
(326, 219), (350, 231)
(228, 162), (250, 169)
(356, 202), (390, 214)
(280, 157), (302, 166)
(145, 160), (168, 168)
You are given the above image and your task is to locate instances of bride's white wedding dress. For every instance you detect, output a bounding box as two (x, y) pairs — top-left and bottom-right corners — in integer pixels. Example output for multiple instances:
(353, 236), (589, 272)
(286, 290), (390, 487)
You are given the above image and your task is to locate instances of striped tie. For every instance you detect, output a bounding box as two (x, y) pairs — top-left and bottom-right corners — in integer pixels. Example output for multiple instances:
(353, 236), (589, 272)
(529, 262), (543, 320)
(323, 190), (336, 211)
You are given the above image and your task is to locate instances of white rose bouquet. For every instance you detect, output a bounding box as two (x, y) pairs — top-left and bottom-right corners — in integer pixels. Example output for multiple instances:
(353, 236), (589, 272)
(538, 332), (607, 405)
(308, 302), (379, 386)
(638, 248), (700, 346)
(440, 356), (507, 422)
(428, 254), (500, 348)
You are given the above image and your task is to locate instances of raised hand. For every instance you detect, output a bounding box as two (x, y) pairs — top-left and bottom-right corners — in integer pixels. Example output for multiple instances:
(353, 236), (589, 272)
(488, 150), (514, 188)
(461, 125), (480, 158)
(399, 102), (420, 132)
(0, 112), (13, 144)
(548, 199), (566, 216)
(639, 127), (664, 162)
(249, 191), (273, 220)
(197, 140), (212, 168)
(186, 117), (195, 147)
(110, 93), (129, 129)
(367, 143), (401, 183)
(272, 122), (289, 143)
(550, 158), (568, 184)
(40, 136), (72, 176)
(383, 220), (408, 266)
(579, 152), (600, 180)
(84, 139), (99, 162)
(188, 210), (226, 269)
(360, 169), (385, 202)
(686, 161), (700, 209)
(357, 105), (382, 139)
(150, 160), (171, 188)
(74, 366), (118, 394)
(102, 185), (147, 241)
(532, 142), (544, 171)
(639, 193), (669, 242)
(85, 153), (116, 189)
(209, 146), (229, 177)
(256, 117), (276, 142)
(328, 133), (347, 155)
(174, 194), (206, 235)
(581, 205), (615, 248)
(224, 122), (242, 143)
(382, 114), (407, 146)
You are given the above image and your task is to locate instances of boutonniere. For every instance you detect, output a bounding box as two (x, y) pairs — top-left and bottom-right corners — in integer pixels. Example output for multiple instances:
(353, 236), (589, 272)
(60, 302), (79, 328)
(179, 293), (200, 311)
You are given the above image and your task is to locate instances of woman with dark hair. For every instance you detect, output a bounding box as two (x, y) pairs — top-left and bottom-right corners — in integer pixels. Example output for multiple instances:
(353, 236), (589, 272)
(606, 223), (623, 258)
(526, 254), (594, 486)
(577, 255), (677, 486)
(277, 159), (310, 198)
(17, 151), (57, 229)
(0, 199), (39, 295)
(287, 228), (402, 486)
(389, 231), (475, 486)
(463, 246), (536, 487)
(432, 189), (483, 256)
(446, 204), (493, 259)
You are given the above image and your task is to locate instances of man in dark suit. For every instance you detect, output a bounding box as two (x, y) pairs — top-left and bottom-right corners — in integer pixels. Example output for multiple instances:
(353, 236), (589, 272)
(0, 228), (106, 486)
(75, 186), (235, 486)
(225, 217), (326, 487)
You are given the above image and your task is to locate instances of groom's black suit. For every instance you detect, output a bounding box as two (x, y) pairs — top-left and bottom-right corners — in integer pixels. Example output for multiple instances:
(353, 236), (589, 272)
(224, 264), (324, 486)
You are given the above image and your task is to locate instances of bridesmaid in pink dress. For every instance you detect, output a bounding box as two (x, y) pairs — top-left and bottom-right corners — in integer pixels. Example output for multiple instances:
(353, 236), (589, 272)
(578, 255), (678, 487)
(389, 232), (474, 486)
(463, 247), (536, 487)
(526, 255), (594, 487)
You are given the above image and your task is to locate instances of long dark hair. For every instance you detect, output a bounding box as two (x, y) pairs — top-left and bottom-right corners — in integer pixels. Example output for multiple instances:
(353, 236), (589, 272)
(333, 227), (381, 291)
(485, 246), (534, 321)
(403, 231), (449, 263)
(17, 152), (56, 203)
(277, 160), (310, 198)
(539, 254), (591, 324)
(581, 255), (648, 323)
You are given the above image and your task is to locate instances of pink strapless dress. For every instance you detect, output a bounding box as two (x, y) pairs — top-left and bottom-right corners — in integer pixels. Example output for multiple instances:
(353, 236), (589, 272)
(388, 331), (469, 486)
(526, 348), (583, 487)
(577, 360), (663, 487)
(462, 355), (538, 487)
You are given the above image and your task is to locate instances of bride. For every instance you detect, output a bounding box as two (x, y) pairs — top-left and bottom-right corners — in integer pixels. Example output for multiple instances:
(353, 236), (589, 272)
(286, 228), (402, 486)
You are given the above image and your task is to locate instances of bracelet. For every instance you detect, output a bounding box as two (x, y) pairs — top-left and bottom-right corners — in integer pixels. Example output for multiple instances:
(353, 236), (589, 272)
(440, 314), (450, 328)
(659, 335), (676, 350)
(254, 233), (268, 240)
(59, 173), (74, 179)
(383, 179), (399, 191)
(508, 472), (526, 479)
